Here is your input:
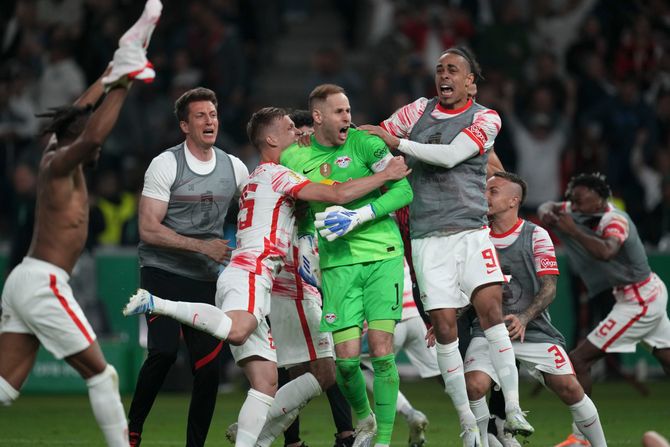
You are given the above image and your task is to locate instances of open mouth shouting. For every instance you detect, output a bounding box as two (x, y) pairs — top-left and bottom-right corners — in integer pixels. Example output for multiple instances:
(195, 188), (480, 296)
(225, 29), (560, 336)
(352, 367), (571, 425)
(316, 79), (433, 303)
(439, 84), (454, 98)
(337, 125), (349, 142)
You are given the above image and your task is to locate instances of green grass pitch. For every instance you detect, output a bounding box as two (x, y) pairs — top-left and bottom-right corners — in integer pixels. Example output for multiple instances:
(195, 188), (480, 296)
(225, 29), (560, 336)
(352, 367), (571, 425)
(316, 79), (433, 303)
(0, 380), (668, 446)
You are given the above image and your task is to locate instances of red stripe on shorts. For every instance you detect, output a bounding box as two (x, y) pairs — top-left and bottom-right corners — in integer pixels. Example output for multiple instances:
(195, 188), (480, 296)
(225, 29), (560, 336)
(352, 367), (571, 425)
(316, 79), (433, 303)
(602, 285), (648, 351)
(195, 341), (223, 370)
(295, 301), (317, 361)
(248, 271), (256, 313)
(49, 274), (93, 344)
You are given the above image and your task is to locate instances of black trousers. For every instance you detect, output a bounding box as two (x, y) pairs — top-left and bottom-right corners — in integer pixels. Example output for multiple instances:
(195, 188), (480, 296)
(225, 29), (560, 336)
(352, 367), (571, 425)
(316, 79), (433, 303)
(128, 267), (222, 447)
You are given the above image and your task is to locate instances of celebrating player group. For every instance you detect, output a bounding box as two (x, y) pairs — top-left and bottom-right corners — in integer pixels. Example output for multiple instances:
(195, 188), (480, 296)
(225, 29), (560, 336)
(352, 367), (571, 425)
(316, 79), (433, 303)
(1, 1), (669, 447)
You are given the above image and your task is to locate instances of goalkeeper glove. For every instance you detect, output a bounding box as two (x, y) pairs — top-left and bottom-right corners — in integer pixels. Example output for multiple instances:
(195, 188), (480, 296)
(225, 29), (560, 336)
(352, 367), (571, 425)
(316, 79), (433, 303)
(314, 204), (376, 241)
(297, 234), (321, 287)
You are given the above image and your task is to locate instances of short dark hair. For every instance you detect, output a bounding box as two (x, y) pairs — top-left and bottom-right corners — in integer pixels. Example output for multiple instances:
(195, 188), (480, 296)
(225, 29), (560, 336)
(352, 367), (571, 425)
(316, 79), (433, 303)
(174, 87), (218, 122)
(246, 107), (287, 149)
(566, 172), (611, 200)
(289, 109), (313, 129)
(442, 46), (483, 82)
(37, 104), (94, 143)
(492, 171), (527, 204)
(308, 84), (345, 111)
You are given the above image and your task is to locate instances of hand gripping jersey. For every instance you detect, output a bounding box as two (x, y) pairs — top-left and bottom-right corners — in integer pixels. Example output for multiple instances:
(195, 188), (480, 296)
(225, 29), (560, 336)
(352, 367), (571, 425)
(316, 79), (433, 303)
(228, 162), (309, 278)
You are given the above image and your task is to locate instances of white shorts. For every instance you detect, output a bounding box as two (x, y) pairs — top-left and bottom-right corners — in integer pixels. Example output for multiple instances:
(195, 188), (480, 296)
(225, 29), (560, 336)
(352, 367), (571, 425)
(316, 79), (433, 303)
(229, 316), (277, 364)
(393, 316), (439, 378)
(216, 266), (272, 321)
(412, 229), (505, 310)
(0, 257), (96, 359)
(271, 297), (333, 368)
(588, 276), (670, 353)
(464, 337), (574, 385)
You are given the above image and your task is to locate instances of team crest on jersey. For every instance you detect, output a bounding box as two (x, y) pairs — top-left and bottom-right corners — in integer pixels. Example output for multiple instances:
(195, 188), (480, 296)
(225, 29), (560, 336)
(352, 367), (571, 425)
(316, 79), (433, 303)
(320, 163), (332, 177)
(335, 156), (352, 168)
(324, 313), (337, 324)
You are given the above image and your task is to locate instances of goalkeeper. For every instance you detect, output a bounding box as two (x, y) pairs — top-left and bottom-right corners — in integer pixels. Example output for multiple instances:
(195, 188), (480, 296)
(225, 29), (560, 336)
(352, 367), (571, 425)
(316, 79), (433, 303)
(281, 84), (413, 447)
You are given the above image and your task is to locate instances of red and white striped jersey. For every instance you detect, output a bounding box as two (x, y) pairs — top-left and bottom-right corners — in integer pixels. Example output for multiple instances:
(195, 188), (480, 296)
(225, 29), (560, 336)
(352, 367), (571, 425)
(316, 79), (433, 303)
(380, 97), (501, 153)
(489, 218), (559, 276)
(229, 162), (310, 277)
(271, 243), (322, 303)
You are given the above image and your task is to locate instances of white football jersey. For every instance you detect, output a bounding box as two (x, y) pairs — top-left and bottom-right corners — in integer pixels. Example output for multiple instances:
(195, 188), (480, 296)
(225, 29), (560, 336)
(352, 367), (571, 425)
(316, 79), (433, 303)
(229, 162), (309, 277)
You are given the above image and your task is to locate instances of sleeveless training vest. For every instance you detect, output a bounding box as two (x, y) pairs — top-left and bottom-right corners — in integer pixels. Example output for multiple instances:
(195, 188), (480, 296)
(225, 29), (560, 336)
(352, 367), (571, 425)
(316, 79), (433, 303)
(138, 143), (237, 281)
(473, 221), (565, 346)
(407, 98), (489, 238)
(557, 208), (650, 298)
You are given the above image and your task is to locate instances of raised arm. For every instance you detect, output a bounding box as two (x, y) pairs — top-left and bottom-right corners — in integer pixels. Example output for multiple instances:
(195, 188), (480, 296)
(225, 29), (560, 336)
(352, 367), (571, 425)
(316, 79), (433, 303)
(47, 86), (131, 177)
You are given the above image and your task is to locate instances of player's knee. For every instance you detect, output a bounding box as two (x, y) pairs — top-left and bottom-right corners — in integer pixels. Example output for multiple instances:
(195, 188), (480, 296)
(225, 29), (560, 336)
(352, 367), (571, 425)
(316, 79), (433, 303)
(336, 357), (361, 381)
(552, 377), (584, 405)
(0, 376), (19, 406)
(370, 354), (398, 382)
(312, 359), (336, 389)
(465, 376), (487, 400)
(227, 327), (252, 346)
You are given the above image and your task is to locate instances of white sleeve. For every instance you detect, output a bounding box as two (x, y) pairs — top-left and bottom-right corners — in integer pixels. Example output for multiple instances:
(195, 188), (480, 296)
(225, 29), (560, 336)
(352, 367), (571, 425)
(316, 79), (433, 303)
(229, 154), (250, 194)
(142, 152), (177, 202)
(396, 108), (501, 168)
(397, 133), (480, 168)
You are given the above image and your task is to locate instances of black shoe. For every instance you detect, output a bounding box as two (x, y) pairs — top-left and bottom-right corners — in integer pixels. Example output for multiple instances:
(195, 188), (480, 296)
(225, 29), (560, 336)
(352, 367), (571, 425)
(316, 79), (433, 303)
(129, 432), (142, 447)
(333, 434), (355, 447)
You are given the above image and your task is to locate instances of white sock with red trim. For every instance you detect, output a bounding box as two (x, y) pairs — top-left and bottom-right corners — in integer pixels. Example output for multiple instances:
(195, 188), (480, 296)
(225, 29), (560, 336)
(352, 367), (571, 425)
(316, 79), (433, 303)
(156, 299), (231, 340)
(569, 396), (607, 447)
(256, 372), (322, 447)
(436, 339), (476, 427)
(484, 324), (520, 411)
(236, 388), (274, 447)
(86, 365), (128, 447)
(0, 376), (19, 406)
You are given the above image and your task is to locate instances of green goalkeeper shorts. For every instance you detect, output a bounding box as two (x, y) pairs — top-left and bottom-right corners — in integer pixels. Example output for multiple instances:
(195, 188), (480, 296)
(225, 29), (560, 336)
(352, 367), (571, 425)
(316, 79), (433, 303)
(320, 255), (404, 333)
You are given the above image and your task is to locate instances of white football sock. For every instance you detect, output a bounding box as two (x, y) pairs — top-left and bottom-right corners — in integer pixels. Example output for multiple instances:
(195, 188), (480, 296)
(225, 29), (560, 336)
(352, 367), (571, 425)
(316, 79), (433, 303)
(155, 299), (231, 340)
(569, 396), (607, 447)
(236, 389), (274, 447)
(0, 376), (19, 406)
(396, 389), (413, 419)
(484, 324), (520, 411)
(470, 397), (491, 447)
(256, 373), (322, 446)
(436, 339), (476, 427)
(86, 365), (128, 447)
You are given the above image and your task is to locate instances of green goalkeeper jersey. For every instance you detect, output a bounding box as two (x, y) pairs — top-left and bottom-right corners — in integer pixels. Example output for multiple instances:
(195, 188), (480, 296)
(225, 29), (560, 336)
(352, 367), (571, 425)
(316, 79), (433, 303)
(281, 128), (413, 269)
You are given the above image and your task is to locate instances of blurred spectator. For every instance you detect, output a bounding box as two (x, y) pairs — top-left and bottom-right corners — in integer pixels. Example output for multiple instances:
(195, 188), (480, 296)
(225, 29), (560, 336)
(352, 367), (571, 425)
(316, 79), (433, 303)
(304, 45), (363, 108)
(5, 156), (37, 274)
(500, 82), (573, 214)
(36, 28), (86, 113)
(92, 169), (138, 247)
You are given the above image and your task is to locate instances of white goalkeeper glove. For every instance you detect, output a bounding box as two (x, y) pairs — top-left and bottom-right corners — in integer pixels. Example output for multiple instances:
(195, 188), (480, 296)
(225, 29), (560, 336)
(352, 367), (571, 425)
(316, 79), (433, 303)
(297, 234), (321, 287)
(314, 204), (376, 241)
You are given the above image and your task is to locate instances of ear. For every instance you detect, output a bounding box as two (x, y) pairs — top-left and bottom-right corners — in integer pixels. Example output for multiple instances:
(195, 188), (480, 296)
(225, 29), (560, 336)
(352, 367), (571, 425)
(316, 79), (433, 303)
(312, 109), (322, 125)
(265, 134), (277, 148)
(179, 120), (189, 134)
(465, 72), (475, 87)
